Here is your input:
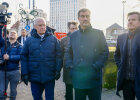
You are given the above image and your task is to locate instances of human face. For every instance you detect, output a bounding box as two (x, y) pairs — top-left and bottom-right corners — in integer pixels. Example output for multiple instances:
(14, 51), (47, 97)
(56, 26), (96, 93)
(78, 11), (91, 30)
(127, 14), (140, 32)
(9, 31), (17, 40)
(34, 19), (46, 35)
(21, 29), (27, 37)
(69, 24), (78, 33)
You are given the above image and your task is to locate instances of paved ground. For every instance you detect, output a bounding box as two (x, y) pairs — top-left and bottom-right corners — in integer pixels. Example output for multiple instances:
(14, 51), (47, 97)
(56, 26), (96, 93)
(5, 75), (124, 100)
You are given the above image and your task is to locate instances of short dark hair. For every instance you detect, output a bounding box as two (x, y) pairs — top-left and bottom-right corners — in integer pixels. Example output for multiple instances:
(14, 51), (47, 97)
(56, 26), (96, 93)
(127, 11), (140, 21)
(78, 8), (91, 18)
(67, 21), (78, 29)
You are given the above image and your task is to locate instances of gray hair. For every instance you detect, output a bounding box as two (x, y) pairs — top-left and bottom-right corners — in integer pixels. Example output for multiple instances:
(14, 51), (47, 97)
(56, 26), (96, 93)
(34, 17), (46, 26)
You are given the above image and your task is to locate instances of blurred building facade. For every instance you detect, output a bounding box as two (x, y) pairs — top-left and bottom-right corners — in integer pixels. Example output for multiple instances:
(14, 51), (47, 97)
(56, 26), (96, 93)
(50, 0), (86, 33)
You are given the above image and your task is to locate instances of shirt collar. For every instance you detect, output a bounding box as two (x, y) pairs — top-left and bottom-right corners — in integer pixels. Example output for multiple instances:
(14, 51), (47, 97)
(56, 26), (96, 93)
(37, 33), (45, 38)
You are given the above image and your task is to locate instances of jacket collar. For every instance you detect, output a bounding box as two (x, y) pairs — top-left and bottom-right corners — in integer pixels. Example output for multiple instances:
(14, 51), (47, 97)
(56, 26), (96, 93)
(67, 32), (71, 37)
(7, 40), (20, 47)
(30, 26), (53, 38)
(128, 28), (140, 39)
(79, 25), (92, 33)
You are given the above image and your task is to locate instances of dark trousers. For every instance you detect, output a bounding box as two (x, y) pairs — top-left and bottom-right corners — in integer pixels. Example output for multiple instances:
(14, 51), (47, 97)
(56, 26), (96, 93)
(65, 83), (73, 100)
(30, 80), (55, 100)
(123, 80), (135, 100)
(75, 87), (101, 100)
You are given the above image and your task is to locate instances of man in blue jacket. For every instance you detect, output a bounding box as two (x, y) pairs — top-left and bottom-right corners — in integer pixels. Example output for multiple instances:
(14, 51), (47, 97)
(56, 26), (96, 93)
(0, 30), (22, 100)
(65, 8), (109, 100)
(115, 12), (140, 100)
(21, 17), (62, 100)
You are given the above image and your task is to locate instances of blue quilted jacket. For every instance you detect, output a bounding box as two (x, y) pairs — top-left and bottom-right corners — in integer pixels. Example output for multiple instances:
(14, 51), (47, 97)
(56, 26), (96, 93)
(21, 28), (62, 83)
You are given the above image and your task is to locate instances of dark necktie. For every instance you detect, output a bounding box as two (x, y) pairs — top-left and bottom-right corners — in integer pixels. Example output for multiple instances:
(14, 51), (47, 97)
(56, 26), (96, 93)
(23, 37), (25, 44)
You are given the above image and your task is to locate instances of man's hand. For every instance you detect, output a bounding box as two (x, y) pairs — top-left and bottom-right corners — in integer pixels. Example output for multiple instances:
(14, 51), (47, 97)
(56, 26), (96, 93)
(55, 72), (60, 80)
(92, 64), (100, 72)
(3, 54), (9, 60)
(21, 75), (29, 86)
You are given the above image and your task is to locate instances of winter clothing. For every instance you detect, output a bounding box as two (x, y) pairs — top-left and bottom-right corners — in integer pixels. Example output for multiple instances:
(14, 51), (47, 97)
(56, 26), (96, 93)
(0, 41), (22, 71)
(114, 28), (140, 100)
(0, 41), (21, 100)
(61, 32), (73, 100)
(65, 25), (109, 100)
(21, 28), (62, 83)
(65, 25), (109, 89)
(21, 28), (62, 100)
(61, 32), (72, 84)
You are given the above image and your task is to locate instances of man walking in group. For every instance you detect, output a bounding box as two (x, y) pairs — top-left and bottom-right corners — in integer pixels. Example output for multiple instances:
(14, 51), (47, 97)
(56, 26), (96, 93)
(115, 11), (140, 100)
(61, 21), (78, 100)
(65, 8), (109, 100)
(21, 17), (62, 100)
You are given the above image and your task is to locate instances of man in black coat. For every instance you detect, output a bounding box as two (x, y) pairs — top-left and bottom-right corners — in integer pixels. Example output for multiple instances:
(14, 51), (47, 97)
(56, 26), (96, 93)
(61, 21), (78, 100)
(114, 11), (140, 100)
(17, 29), (28, 46)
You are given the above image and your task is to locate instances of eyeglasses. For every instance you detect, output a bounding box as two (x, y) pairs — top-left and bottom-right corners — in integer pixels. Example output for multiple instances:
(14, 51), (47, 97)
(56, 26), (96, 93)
(70, 28), (78, 30)
(79, 15), (90, 18)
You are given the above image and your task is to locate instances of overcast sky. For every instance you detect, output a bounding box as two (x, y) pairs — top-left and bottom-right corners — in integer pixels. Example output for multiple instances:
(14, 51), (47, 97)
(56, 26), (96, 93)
(1, 0), (140, 32)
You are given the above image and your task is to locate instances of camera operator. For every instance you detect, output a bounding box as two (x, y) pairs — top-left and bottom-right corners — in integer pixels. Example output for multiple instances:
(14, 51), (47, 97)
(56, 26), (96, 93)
(0, 30), (22, 100)
(0, 25), (4, 48)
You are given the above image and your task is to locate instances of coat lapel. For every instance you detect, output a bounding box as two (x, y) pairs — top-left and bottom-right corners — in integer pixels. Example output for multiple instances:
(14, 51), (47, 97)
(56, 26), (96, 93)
(122, 34), (128, 60)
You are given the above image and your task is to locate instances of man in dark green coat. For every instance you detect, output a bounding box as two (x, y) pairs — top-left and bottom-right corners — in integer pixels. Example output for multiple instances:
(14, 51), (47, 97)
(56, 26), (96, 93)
(65, 8), (109, 100)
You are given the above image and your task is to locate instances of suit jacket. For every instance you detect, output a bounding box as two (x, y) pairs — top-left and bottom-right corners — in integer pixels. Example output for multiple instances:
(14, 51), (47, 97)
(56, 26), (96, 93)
(114, 29), (140, 98)
(17, 35), (28, 44)
(61, 32), (72, 84)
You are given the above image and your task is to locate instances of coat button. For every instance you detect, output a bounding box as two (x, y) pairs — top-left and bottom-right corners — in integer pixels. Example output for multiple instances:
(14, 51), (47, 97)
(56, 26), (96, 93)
(80, 45), (84, 48)
(94, 49), (96, 52)
(80, 58), (83, 61)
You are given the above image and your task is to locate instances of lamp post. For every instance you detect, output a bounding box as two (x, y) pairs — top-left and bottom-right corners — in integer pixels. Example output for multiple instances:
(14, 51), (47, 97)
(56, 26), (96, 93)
(18, 3), (38, 26)
(33, 0), (35, 10)
(122, 0), (126, 30)
(18, 3), (38, 33)
(29, 0), (30, 9)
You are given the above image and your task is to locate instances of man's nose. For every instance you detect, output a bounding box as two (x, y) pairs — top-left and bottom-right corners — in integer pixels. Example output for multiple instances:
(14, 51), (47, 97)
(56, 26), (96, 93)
(84, 17), (88, 20)
(41, 26), (45, 28)
(129, 20), (133, 23)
